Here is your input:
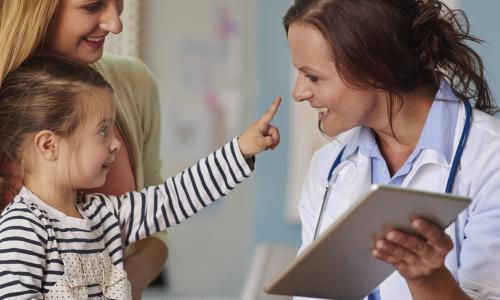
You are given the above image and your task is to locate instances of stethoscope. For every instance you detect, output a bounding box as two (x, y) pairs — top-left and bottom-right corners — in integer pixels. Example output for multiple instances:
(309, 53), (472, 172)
(313, 99), (473, 240)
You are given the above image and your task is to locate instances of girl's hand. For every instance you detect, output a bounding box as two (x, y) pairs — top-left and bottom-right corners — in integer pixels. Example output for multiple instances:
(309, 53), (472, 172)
(372, 218), (454, 281)
(238, 96), (281, 159)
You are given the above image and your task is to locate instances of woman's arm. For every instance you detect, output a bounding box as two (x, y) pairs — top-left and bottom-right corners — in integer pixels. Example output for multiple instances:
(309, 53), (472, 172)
(124, 238), (168, 299)
(406, 267), (471, 300)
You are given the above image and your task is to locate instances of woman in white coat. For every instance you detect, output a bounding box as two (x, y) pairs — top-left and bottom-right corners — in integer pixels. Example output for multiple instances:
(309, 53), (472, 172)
(283, 0), (500, 299)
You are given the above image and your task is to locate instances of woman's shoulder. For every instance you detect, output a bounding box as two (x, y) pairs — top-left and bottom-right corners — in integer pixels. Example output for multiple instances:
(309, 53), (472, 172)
(471, 109), (500, 138)
(460, 110), (500, 182)
(93, 53), (156, 90)
(466, 110), (500, 163)
(94, 53), (148, 72)
(93, 53), (160, 123)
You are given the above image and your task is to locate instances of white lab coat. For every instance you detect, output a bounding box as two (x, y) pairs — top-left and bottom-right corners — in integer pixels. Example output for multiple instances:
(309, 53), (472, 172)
(296, 102), (500, 300)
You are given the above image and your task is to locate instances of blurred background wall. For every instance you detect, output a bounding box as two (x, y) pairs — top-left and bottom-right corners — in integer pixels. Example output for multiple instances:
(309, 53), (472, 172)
(105, 0), (499, 299)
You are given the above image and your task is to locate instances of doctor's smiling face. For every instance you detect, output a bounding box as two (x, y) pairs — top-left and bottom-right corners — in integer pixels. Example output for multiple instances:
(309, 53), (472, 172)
(45, 0), (124, 64)
(288, 22), (386, 137)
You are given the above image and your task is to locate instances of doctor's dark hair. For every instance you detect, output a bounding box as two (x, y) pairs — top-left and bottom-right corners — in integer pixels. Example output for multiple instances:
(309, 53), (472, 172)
(283, 0), (495, 119)
(0, 56), (113, 209)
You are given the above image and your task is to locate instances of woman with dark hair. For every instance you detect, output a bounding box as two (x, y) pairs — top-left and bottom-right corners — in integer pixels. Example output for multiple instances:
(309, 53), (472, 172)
(284, 0), (500, 299)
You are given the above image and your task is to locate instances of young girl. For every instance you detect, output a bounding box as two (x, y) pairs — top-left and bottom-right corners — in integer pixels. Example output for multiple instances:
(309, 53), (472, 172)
(0, 56), (280, 299)
(0, 1), (168, 292)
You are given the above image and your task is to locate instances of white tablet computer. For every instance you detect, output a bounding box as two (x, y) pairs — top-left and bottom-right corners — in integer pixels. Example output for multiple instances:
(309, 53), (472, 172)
(264, 185), (471, 300)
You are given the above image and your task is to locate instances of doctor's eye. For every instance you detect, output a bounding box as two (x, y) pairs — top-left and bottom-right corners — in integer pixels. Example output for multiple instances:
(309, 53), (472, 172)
(306, 74), (319, 83)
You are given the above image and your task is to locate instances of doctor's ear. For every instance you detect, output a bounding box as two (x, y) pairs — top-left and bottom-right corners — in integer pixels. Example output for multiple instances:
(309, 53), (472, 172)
(33, 130), (61, 161)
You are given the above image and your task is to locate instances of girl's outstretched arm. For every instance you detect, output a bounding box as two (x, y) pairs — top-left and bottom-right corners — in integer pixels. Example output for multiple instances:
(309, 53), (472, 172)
(95, 137), (253, 246)
(93, 97), (281, 246)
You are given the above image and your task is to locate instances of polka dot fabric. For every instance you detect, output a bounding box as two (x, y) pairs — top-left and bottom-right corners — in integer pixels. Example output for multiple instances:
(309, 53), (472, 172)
(45, 251), (132, 299)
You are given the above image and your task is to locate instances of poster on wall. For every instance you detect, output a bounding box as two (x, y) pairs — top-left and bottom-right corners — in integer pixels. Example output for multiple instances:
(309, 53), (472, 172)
(105, 1), (250, 204)
(156, 0), (249, 178)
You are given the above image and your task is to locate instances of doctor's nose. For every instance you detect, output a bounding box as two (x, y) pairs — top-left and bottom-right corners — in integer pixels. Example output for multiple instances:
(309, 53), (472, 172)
(292, 75), (313, 102)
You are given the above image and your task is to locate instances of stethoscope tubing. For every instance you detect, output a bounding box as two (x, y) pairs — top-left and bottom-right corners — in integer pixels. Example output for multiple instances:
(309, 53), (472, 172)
(312, 100), (473, 241)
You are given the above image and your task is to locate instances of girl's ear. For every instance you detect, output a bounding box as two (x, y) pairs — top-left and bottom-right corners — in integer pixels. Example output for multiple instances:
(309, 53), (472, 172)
(33, 130), (60, 161)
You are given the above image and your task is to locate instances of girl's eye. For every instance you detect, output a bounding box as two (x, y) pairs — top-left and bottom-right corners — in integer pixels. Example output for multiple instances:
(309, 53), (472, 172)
(306, 74), (319, 83)
(84, 1), (103, 13)
(99, 125), (109, 137)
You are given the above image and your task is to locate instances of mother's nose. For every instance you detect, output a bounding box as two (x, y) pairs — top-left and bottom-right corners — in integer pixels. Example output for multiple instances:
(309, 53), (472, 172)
(100, 5), (123, 34)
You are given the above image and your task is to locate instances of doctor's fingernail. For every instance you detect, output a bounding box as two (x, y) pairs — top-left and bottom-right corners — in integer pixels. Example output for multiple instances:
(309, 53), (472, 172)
(387, 232), (401, 242)
(412, 219), (424, 229)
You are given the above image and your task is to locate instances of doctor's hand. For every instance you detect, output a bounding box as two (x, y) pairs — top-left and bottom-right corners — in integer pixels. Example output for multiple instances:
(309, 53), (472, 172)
(238, 96), (281, 159)
(372, 218), (453, 282)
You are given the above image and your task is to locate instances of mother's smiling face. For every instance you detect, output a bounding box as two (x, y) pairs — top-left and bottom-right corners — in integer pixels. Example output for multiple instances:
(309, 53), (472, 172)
(45, 0), (124, 64)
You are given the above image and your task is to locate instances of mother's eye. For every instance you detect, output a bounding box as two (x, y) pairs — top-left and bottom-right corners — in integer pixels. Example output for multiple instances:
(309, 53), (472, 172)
(84, 1), (103, 13)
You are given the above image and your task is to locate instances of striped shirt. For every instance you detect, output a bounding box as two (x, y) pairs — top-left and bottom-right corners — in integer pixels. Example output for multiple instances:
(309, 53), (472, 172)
(0, 138), (252, 299)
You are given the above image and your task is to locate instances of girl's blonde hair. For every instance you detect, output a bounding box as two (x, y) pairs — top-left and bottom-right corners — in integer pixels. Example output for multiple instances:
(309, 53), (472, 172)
(0, 0), (59, 85)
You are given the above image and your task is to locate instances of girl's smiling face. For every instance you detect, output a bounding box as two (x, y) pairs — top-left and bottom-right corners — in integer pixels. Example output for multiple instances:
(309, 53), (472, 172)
(58, 88), (121, 189)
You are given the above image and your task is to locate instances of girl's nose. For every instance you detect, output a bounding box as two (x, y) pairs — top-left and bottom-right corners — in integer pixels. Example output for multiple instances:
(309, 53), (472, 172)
(111, 136), (121, 153)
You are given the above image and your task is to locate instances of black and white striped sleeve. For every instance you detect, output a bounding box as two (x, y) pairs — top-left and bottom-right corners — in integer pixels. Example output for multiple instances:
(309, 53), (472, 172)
(104, 137), (254, 246)
(0, 204), (47, 299)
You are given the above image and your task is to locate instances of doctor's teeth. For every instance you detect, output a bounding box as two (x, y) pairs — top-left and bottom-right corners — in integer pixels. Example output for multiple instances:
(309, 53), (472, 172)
(318, 107), (330, 113)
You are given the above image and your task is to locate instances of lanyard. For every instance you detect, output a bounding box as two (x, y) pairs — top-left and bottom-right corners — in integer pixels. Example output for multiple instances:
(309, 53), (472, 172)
(313, 100), (473, 241)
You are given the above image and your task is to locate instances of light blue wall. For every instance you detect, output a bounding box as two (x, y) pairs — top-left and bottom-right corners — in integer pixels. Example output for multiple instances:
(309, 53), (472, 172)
(462, 0), (500, 104)
(252, 0), (300, 247)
